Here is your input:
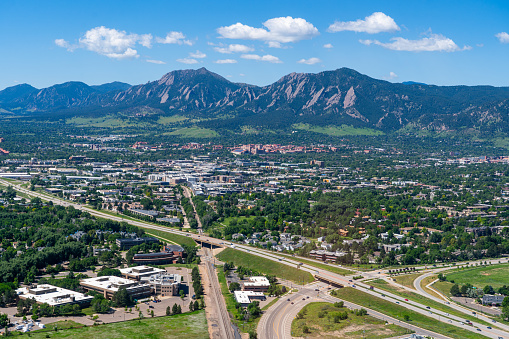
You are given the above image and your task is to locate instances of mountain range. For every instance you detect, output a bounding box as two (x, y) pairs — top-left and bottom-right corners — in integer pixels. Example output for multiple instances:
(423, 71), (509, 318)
(2, 67), (509, 134)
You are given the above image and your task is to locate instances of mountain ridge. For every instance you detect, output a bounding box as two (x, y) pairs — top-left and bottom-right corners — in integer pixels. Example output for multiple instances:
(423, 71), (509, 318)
(2, 67), (509, 134)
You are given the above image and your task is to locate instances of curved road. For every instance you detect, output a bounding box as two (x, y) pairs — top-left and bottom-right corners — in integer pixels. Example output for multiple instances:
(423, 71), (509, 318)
(2, 179), (508, 339)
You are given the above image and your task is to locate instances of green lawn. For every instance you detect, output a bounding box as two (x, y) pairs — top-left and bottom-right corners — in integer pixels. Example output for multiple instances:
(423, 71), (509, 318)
(331, 288), (486, 339)
(291, 302), (412, 339)
(444, 263), (509, 289)
(27, 311), (208, 338)
(216, 248), (314, 284)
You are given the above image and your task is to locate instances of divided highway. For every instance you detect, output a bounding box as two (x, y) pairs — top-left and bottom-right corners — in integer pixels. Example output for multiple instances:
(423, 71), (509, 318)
(2, 179), (508, 339)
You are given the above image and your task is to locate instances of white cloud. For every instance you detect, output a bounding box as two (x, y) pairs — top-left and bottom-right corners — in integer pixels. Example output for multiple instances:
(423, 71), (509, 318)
(214, 44), (254, 54)
(156, 31), (192, 45)
(297, 57), (321, 65)
(323, 43), (333, 49)
(267, 41), (282, 48)
(176, 58), (198, 64)
(328, 12), (400, 34)
(241, 54), (282, 63)
(77, 26), (149, 59)
(239, 73), (245, 76)
(217, 16), (319, 46)
(215, 59), (237, 64)
(360, 33), (470, 52)
(146, 59), (166, 64)
(496, 32), (509, 43)
(56, 26), (193, 60)
(54, 39), (76, 51)
(189, 50), (206, 58)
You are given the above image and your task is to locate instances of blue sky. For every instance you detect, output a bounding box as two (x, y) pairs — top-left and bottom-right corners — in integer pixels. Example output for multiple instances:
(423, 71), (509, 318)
(1, 0), (509, 90)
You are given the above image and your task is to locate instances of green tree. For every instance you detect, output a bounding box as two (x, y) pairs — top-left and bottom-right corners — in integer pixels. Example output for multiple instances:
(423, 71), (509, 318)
(450, 284), (461, 297)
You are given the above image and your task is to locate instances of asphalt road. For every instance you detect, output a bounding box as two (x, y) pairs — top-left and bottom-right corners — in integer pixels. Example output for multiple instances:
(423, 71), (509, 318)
(2, 180), (508, 339)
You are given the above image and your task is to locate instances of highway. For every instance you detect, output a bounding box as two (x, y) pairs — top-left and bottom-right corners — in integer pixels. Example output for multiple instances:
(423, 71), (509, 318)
(2, 179), (508, 339)
(258, 281), (453, 339)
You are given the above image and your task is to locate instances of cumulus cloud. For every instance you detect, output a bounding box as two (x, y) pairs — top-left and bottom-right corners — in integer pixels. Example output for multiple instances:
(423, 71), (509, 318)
(189, 50), (206, 58)
(323, 43), (333, 49)
(156, 31), (192, 45)
(146, 59), (166, 64)
(297, 57), (321, 65)
(360, 33), (470, 52)
(74, 26), (150, 59)
(176, 58), (198, 64)
(214, 44), (254, 54)
(215, 59), (237, 64)
(328, 12), (399, 34)
(241, 54), (282, 63)
(496, 32), (509, 43)
(217, 16), (319, 46)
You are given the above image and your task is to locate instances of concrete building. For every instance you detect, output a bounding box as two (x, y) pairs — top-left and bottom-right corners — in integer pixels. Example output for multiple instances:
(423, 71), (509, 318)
(16, 284), (93, 307)
(234, 291), (266, 307)
(133, 252), (177, 265)
(141, 273), (182, 296)
(482, 294), (506, 306)
(116, 237), (160, 250)
(80, 276), (151, 300)
(243, 276), (270, 292)
(119, 265), (166, 281)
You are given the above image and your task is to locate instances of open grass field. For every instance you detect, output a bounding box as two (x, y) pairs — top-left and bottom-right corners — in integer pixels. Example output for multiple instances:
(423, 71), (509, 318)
(216, 248), (314, 284)
(291, 302), (412, 339)
(391, 273), (423, 290)
(293, 123), (384, 136)
(444, 263), (509, 289)
(27, 311), (208, 339)
(332, 288), (486, 339)
(165, 127), (219, 138)
(157, 115), (189, 125)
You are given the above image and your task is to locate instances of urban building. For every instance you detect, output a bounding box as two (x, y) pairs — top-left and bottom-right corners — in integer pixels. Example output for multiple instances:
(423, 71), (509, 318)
(140, 273), (182, 296)
(234, 291), (266, 307)
(116, 237), (160, 250)
(16, 284), (93, 307)
(243, 276), (270, 292)
(80, 276), (151, 300)
(482, 294), (506, 305)
(119, 265), (166, 281)
(133, 252), (177, 265)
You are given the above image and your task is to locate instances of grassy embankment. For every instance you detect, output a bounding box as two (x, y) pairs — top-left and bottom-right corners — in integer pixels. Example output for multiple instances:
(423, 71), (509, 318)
(332, 287), (486, 339)
(291, 302), (412, 338)
(27, 311), (208, 339)
(216, 248), (314, 284)
(277, 253), (352, 276)
(368, 279), (492, 327)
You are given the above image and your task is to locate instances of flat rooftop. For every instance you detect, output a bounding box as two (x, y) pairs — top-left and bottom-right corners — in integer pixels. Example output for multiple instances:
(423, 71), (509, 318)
(234, 291), (265, 304)
(16, 284), (93, 306)
(244, 276), (270, 287)
(119, 265), (165, 277)
(81, 276), (140, 292)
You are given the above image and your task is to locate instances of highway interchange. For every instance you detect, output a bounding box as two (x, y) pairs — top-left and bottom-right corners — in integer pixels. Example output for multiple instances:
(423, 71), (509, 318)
(1, 178), (508, 339)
